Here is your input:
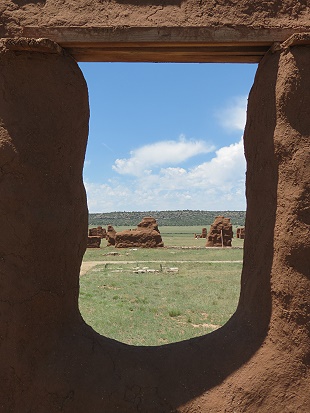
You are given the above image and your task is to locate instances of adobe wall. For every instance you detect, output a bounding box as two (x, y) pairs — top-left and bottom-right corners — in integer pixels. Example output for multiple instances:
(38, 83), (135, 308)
(1, 0), (309, 33)
(0, 2), (310, 411)
(2, 1), (309, 64)
(0, 35), (309, 413)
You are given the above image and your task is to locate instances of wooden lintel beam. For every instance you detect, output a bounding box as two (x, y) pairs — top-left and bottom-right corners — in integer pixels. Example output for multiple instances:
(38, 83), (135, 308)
(64, 46), (269, 63)
(13, 26), (310, 63)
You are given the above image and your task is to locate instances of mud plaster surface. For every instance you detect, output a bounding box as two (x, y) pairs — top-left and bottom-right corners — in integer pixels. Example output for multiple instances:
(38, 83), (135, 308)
(0, 0), (310, 36)
(0, 38), (309, 412)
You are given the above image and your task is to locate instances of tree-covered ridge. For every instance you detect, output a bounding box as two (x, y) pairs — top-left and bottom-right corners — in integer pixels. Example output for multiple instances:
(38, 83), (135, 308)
(89, 210), (246, 227)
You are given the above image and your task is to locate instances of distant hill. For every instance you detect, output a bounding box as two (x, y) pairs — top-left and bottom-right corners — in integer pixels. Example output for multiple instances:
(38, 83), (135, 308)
(89, 210), (246, 227)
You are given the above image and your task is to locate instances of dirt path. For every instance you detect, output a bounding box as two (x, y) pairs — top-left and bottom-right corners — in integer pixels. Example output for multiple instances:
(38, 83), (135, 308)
(80, 261), (106, 276)
(80, 260), (243, 276)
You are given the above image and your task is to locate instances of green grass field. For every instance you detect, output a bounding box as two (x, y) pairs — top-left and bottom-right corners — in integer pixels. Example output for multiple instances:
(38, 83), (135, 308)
(79, 226), (244, 346)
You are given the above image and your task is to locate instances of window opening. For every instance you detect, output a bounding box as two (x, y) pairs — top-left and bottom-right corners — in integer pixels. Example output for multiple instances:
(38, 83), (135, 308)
(78, 62), (257, 346)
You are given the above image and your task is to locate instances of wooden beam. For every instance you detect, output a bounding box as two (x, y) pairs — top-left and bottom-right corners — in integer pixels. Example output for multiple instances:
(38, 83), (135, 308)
(18, 26), (309, 63)
(61, 43), (270, 63)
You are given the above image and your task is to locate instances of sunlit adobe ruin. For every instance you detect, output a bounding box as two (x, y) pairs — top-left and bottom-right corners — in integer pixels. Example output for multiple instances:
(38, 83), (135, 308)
(115, 216), (164, 248)
(236, 226), (245, 239)
(206, 216), (233, 247)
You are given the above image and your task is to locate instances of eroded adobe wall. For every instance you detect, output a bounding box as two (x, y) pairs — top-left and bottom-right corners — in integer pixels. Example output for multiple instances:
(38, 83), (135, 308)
(0, 0), (309, 36)
(0, 37), (309, 412)
(0, 39), (90, 410)
(186, 40), (310, 413)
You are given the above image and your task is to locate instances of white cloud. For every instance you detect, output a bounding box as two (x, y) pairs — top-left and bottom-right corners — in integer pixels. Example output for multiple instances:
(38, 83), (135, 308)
(139, 137), (245, 192)
(216, 96), (247, 131)
(112, 135), (215, 176)
(84, 181), (133, 212)
(85, 137), (246, 212)
(187, 137), (245, 187)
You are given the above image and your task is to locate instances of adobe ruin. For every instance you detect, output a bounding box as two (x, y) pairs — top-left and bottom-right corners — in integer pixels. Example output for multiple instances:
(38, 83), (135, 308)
(236, 226), (245, 239)
(106, 224), (116, 246)
(0, 2), (309, 412)
(88, 226), (107, 239)
(86, 236), (101, 248)
(194, 227), (207, 239)
(206, 216), (233, 247)
(115, 216), (164, 248)
(87, 226), (106, 247)
(86, 226), (107, 248)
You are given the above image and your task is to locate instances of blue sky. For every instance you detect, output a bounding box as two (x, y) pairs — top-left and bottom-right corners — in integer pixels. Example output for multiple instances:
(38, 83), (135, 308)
(79, 62), (258, 213)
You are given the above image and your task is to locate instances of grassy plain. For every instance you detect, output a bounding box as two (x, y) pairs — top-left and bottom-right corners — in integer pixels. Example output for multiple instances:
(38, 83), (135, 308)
(79, 226), (244, 346)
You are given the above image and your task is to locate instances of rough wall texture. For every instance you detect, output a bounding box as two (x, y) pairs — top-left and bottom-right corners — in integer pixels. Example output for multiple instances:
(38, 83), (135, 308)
(0, 0), (309, 36)
(86, 236), (101, 248)
(106, 224), (116, 246)
(0, 37), (309, 412)
(115, 216), (164, 248)
(236, 226), (245, 238)
(0, 38), (90, 412)
(206, 216), (233, 247)
(88, 226), (107, 238)
(115, 229), (164, 248)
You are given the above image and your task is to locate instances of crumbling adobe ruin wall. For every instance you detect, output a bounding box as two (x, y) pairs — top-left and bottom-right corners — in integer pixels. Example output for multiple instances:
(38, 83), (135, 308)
(115, 216), (164, 248)
(87, 226), (106, 248)
(194, 228), (207, 238)
(206, 216), (233, 247)
(86, 236), (101, 248)
(88, 226), (106, 239)
(106, 224), (116, 246)
(236, 226), (245, 239)
(201, 227), (207, 238)
(0, 18), (309, 413)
